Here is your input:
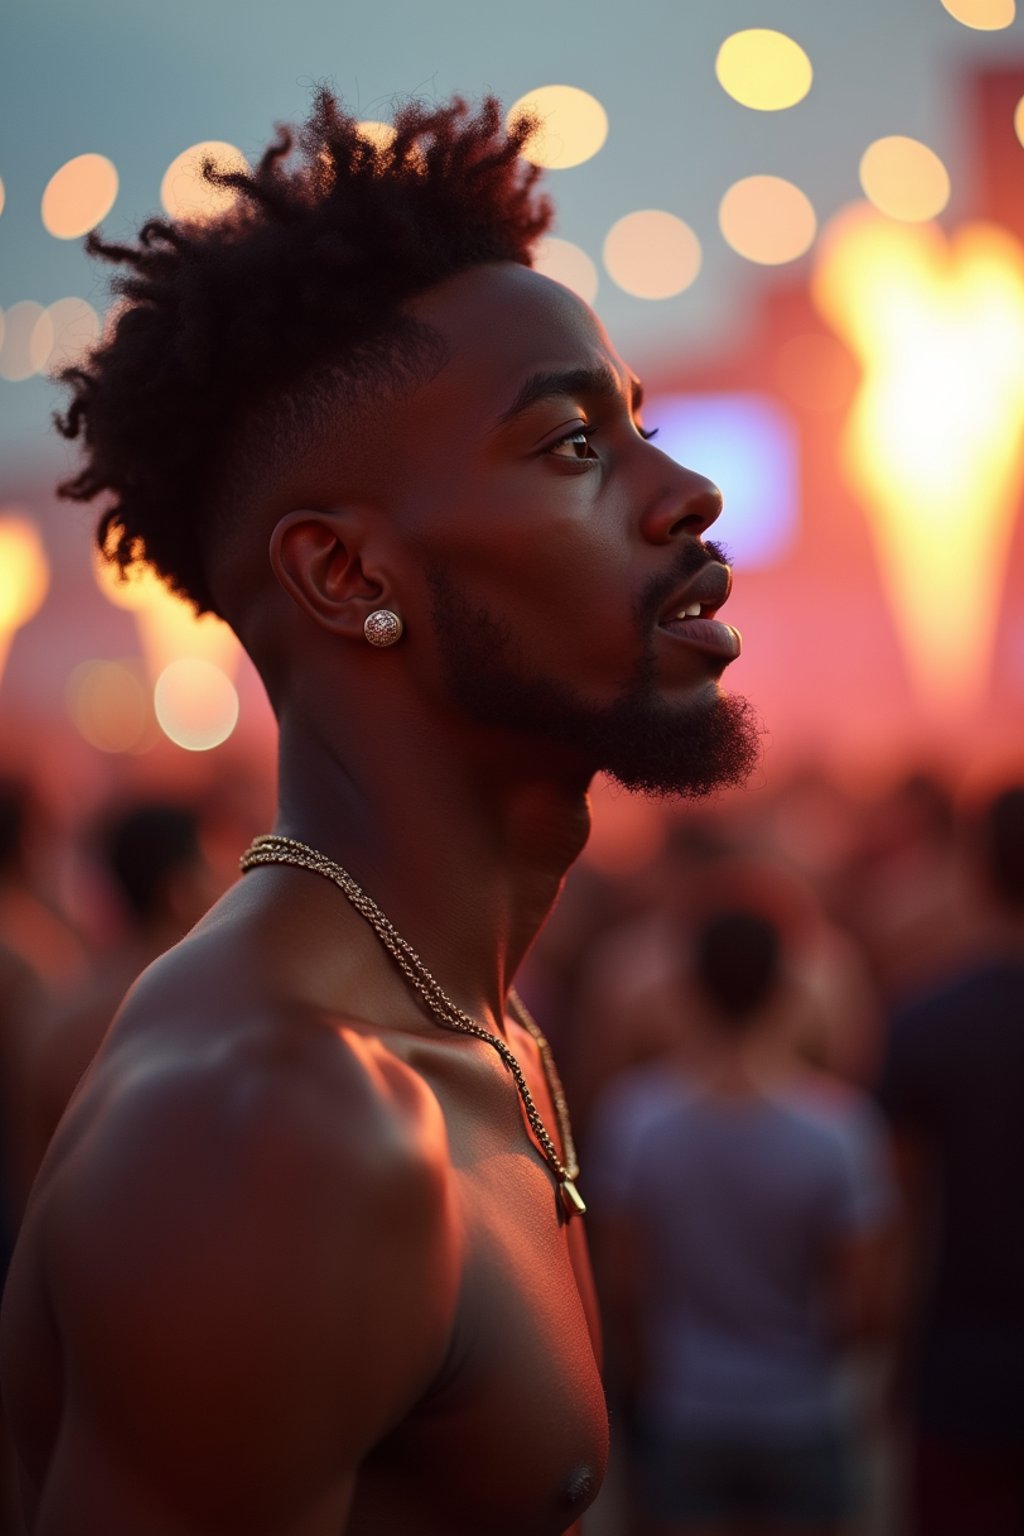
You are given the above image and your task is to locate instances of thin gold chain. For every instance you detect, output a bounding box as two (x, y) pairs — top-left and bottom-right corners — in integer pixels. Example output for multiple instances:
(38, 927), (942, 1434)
(240, 832), (584, 1215)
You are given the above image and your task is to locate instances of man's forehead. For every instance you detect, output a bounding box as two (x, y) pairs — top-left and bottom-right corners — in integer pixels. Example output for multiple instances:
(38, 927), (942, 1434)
(406, 261), (633, 419)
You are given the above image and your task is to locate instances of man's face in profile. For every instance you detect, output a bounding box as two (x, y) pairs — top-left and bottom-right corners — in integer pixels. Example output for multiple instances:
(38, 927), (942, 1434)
(376, 262), (761, 798)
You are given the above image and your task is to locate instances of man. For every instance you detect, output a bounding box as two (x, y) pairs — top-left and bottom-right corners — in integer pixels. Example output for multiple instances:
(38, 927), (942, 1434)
(0, 92), (758, 1533)
(877, 784), (1024, 1536)
(587, 882), (893, 1536)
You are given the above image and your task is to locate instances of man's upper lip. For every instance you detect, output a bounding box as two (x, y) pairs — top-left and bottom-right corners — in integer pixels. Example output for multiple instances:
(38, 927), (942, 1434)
(658, 560), (733, 623)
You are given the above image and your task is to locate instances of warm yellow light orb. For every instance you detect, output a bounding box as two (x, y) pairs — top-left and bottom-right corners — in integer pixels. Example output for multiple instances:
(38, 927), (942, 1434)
(719, 176), (817, 265)
(41, 153), (118, 239)
(46, 297), (101, 370)
(160, 141), (249, 221)
(939, 0), (1015, 27)
(356, 120), (396, 152)
(508, 86), (608, 170)
(715, 29), (813, 111)
(154, 659), (239, 751)
(533, 237), (599, 304)
(859, 136), (951, 222)
(0, 513), (50, 684)
(67, 660), (152, 754)
(1014, 95), (1024, 148)
(604, 211), (701, 299)
(0, 302), (55, 381)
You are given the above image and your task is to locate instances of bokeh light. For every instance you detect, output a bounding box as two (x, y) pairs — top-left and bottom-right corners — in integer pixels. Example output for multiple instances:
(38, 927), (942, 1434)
(533, 237), (599, 304)
(644, 393), (799, 568)
(1014, 95), (1024, 148)
(45, 297), (102, 370)
(508, 86), (608, 169)
(93, 551), (241, 682)
(41, 153), (118, 239)
(814, 203), (1024, 711)
(859, 136), (951, 222)
(0, 512), (50, 684)
(0, 302), (55, 381)
(356, 120), (397, 152)
(0, 177), (5, 218)
(719, 176), (817, 265)
(160, 141), (249, 221)
(604, 211), (701, 299)
(939, 0), (1015, 26)
(715, 29), (813, 111)
(66, 659), (153, 753)
(154, 658), (239, 751)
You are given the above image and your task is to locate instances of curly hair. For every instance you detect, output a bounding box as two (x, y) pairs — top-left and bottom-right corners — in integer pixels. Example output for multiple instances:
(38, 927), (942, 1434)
(56, 89), (553, 617)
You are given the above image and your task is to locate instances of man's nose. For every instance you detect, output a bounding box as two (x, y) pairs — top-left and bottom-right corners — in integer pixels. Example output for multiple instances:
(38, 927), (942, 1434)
(639, 461), (724, 543)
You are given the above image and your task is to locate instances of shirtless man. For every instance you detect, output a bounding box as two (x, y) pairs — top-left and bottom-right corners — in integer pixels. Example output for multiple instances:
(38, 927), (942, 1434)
(0, 91), (758, 1534)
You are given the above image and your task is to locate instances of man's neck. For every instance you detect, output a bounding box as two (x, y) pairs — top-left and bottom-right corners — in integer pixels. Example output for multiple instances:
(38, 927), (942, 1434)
(273, 719), (592, 1034)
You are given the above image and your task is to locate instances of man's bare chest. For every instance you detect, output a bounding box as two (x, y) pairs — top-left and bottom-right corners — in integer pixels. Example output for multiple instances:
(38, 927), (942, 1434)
(347, 1148), (608, 1535)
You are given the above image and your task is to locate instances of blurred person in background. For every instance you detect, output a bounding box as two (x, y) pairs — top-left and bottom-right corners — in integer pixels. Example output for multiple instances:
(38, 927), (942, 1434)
(0, 88), (761, 1535)
(876, 781), (1024, 1536)
(588, 892), (894, 1536)
(25, 801), (218, 1179)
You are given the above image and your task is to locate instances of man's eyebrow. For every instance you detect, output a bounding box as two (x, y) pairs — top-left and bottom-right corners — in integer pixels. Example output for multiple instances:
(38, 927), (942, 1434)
(491, 364), (645, 431)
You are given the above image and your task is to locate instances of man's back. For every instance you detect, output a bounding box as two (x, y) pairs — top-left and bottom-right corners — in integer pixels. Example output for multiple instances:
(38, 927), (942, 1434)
(616, 1074), (891, 1436)
(1, 876), (608, 1535)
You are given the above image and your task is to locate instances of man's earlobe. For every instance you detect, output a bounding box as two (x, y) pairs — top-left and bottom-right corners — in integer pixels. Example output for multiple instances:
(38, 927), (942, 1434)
(268, 509), (388, 639)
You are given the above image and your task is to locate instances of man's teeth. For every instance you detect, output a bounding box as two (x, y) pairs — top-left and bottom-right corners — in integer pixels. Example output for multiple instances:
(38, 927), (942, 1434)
(675, 603), (703, 619)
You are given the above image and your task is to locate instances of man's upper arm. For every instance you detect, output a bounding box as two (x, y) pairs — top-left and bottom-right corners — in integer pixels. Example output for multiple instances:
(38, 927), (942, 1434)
(36, 1028), (460, 1534)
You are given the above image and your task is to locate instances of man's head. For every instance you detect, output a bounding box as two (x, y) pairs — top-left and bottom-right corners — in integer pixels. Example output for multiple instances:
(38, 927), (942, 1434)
(59, 89), (759, 798)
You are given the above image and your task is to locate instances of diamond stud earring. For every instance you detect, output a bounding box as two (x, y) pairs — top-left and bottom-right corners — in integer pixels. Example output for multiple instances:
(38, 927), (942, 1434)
(363, 609), (404, 647)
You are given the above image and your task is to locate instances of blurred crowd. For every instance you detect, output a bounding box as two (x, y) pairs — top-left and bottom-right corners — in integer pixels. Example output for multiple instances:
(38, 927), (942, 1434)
(0, 760), (1021, 1536)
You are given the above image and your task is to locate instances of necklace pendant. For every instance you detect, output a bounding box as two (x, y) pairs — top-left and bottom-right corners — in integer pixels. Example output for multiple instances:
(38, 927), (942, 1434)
(560, 1177), (586, 1218)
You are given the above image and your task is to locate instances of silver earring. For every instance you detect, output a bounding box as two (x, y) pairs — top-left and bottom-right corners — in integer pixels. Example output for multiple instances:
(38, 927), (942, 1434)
(363, 609), (404, 647)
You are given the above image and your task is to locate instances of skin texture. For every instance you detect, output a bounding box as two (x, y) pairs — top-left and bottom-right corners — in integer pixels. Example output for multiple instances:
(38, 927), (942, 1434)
(1, 262), (746, 1534)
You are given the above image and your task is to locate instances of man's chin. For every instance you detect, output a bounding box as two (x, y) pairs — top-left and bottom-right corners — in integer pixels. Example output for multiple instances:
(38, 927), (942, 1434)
(595, 688), (764, 801)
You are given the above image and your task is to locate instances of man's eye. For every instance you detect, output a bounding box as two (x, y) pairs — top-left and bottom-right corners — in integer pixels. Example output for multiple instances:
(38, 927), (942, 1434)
(547, 425), (599, 461)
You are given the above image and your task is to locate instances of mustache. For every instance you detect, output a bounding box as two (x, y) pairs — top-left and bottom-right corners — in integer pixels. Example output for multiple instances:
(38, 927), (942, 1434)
(633, 538), (732, 629)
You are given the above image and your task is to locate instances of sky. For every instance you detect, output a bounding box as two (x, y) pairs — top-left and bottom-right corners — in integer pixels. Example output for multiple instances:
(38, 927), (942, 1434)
(2, 0), (1021, 477)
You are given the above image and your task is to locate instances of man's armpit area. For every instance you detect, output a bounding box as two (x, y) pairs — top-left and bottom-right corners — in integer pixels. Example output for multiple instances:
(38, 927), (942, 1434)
(38, 1035), (461, 1525)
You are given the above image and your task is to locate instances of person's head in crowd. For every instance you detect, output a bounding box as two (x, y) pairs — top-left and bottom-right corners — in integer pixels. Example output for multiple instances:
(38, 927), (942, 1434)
(974, 781), (1024, 917)
(693, 905), (783, 1033)
(99, 802), (215, 944)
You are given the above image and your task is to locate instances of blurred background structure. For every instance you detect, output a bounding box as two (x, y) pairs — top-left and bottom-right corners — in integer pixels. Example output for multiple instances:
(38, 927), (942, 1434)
(2, 3), (1024, 1534)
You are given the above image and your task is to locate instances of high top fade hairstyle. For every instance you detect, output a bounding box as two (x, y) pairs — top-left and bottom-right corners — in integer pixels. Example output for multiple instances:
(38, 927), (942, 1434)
(56, 89), (553, 619)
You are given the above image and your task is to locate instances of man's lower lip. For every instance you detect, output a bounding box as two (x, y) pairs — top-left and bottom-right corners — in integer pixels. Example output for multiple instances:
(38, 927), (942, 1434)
(658, 618), (742, 659)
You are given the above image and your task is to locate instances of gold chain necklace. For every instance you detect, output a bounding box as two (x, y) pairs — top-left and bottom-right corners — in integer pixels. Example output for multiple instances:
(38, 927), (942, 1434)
(240, 832), (585, 1217)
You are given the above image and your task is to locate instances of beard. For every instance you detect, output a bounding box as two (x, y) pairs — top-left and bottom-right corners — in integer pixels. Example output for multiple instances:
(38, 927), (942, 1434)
(425, 545), (763, 799)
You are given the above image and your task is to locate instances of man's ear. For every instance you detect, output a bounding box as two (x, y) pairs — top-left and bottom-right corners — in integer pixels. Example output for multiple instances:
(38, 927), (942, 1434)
(268, 508), (391, 639)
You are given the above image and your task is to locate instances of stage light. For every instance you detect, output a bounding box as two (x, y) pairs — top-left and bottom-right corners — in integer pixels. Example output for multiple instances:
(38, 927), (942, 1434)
(859, 136), (950, 222)
(814, 203), (1024, 711)
(644, 393), (800, 568)
(533, 237), (599, 304)
(67, 660), (152, 753)
(41, 153), (118, 239)
(719, 176), (816, 265)
(508, 86), (608, 169)
(604, 211), (701, 299)
(0, 513), (50, 684)
(939, 0), (1015, 28)
(716, 29), (813, 111)
(0, 302), (54, 380)
(45, 298), (101, 370)
(154, 659), (239, 751)
(160, 141), (248, 221)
